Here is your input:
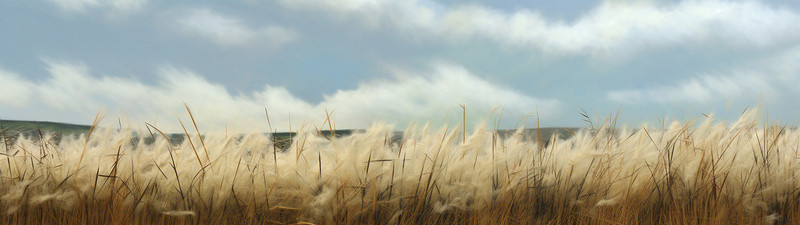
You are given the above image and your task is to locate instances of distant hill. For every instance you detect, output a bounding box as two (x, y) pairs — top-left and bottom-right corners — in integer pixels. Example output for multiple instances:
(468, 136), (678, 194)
(0, 120), (91, 136)
(0, 119), (582, 148)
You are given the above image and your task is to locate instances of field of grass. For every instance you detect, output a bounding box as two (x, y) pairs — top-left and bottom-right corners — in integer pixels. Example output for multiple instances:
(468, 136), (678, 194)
(0, 109), (796, 224)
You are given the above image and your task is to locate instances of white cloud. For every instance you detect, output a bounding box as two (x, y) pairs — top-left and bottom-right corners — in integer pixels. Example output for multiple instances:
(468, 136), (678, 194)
(177, 8), (297, 47)
(280, 0), (440, 30)
(0, 61), (558, 132)
(47, 0), (99, 13)
(110, 0), (146, 13)
(48, 0), (146, 14)
(606, 45), (800, 105)
(278, 0), (800, 55)
(0, 68), (35, 108)
(320, 64), (560, 128)
(606, 73), (775, 104)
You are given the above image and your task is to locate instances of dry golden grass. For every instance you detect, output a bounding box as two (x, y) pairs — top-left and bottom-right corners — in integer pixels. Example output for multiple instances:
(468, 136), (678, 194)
(0, 108), (798, 224)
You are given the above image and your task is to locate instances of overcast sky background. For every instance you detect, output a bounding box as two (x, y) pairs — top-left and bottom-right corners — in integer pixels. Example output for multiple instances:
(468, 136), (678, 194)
(2, 0), (800, 132)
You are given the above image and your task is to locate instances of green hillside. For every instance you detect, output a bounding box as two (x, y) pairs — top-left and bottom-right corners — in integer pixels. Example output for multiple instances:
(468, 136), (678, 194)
(0, 120), (90, 136)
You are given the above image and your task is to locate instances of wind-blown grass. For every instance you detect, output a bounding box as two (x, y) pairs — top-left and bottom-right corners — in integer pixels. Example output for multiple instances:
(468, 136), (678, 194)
(0, 109), (798, 224)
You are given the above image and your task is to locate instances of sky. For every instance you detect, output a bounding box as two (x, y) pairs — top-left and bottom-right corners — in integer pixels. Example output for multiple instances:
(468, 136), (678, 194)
(2, 0), (800, 132)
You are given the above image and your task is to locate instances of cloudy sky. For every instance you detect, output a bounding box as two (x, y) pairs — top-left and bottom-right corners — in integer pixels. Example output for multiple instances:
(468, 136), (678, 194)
(2, 0), (800, 132)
